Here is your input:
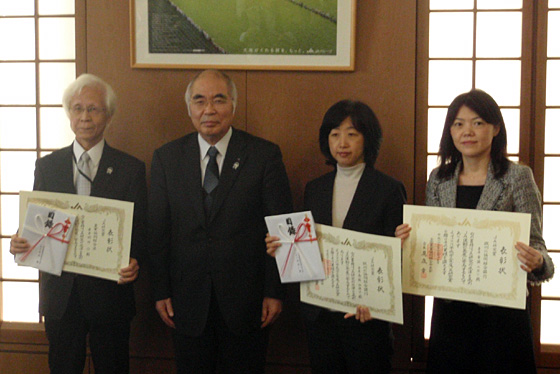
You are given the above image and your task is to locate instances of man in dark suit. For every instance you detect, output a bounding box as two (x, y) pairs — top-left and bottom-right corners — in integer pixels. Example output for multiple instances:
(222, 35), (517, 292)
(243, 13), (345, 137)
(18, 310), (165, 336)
(148, 69), (292, 373)
(10, 74), (147, 374)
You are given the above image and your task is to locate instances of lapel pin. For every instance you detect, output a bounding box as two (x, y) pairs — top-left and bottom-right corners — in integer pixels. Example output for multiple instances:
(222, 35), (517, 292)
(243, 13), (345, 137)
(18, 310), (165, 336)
(233, 160), (240, 170)
(107, 167), (113, 175)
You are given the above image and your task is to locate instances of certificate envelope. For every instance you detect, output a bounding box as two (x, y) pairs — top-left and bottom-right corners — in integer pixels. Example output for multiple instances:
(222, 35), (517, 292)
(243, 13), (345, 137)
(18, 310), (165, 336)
(16, 204), (76, 276)
(300, 224), (403, 324)
(19, 191), (134, 282)
(402, 204), (529, 309)
(265, 211), (326, 283)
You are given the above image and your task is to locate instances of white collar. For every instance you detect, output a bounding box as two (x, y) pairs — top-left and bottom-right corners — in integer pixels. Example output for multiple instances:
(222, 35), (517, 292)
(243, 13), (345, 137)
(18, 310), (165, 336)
(336, 162), (366, 179)
(73, 139), (105, 167)
(198, 127), (233, 160)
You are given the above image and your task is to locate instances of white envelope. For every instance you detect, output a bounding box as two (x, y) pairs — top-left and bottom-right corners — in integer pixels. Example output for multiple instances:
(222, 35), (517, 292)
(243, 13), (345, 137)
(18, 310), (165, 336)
(265, 211), (326, 283)
(16, 204), (76, 276)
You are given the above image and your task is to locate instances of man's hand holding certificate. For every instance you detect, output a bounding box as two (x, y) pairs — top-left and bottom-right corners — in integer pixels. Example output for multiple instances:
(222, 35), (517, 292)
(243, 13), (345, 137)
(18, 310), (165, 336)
(402, 204), (530, 309)
(18, 191), (134, 282)
(265, 211), (326, 283)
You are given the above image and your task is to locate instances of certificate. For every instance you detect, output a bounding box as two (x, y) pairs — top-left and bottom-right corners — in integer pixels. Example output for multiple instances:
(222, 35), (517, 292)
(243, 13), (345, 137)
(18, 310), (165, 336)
(19, 191), (134, 282)
(402, 204), (530, 309)
(300, 224), (403, 324)
(265, 211), (326, 283)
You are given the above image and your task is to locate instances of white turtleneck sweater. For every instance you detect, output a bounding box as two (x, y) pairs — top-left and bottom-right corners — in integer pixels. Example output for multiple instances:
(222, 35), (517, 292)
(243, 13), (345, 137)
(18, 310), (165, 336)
(332, 163), (366, 228)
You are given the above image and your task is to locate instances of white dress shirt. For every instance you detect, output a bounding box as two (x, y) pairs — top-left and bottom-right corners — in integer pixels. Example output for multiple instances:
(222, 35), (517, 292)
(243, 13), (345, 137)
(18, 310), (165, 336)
(198, 127), (233, 185)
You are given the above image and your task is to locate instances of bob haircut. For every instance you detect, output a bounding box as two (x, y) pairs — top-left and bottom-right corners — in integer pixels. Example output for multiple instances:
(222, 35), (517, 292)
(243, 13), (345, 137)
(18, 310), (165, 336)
(62, 73), (117, 118)
(185, 69), (238, 116)
(319, 100), (383, 167)
(437, 89), (510, 179)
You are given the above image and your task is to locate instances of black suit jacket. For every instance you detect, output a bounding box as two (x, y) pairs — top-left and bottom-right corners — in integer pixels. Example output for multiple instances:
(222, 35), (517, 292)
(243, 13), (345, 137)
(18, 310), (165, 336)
(302, 166), (406, 320)
(148, 129), (292, 336)
(33, 142), (147, 322)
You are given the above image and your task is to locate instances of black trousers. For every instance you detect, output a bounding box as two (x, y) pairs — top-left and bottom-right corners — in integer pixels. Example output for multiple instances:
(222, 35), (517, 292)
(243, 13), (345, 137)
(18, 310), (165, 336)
(173, 288), (268, 374)
(44, 287), (131, 374)
(304, 310), (393, 374)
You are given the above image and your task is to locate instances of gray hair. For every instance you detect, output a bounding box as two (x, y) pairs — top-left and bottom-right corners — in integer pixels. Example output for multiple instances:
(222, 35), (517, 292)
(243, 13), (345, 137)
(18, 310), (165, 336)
(184, 70), (237, 116)
(62, 73), (117, 118)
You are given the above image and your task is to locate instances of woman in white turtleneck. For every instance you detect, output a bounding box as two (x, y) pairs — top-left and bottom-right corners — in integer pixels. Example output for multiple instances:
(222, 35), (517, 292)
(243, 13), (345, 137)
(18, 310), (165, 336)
(267, 100), (406, 374)
(331, 145), (366, 229)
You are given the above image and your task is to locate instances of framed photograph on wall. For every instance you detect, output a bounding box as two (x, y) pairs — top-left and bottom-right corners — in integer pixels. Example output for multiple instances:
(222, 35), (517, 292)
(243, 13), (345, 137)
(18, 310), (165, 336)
(130, 0), (356, 71)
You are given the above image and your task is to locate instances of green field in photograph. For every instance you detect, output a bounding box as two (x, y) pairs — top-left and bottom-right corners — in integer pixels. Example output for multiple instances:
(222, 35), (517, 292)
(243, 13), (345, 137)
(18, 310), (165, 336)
(298, 0), (337, 17)
(170, 0), (338, 54)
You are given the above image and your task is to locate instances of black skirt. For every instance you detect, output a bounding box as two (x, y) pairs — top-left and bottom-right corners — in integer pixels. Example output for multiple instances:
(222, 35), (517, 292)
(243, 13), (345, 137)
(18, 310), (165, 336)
(426, 298), (537, 374)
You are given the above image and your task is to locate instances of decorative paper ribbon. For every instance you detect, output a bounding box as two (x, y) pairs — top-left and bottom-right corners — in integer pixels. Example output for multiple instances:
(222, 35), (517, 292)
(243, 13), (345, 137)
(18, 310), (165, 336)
(20, 215), (72, 262)
(278, 218), (318, 278)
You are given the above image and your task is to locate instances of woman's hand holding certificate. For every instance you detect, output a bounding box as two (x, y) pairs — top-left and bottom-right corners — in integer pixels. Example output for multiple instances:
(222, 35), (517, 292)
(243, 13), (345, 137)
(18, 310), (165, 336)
(402, 204), (530, 309)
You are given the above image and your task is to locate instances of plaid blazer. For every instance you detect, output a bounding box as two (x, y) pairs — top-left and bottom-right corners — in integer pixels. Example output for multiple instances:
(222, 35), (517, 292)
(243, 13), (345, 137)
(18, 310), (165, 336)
(426, 161), (554, 284)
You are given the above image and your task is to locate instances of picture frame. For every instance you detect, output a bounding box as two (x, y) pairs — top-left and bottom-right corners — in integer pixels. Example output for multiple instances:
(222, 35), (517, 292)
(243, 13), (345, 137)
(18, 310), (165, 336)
(130, 0), (356, 71)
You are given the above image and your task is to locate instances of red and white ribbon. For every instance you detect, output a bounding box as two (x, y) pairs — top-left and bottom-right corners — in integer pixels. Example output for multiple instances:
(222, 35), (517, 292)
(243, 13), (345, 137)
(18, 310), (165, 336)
(278, 218), (318, 278)
(20, 216), (72, 262)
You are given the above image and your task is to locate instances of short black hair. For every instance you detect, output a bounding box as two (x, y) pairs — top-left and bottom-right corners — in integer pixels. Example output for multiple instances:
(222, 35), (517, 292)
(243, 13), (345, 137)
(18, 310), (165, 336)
(319, 100), (383, 167)
(437, 89), (510, 179)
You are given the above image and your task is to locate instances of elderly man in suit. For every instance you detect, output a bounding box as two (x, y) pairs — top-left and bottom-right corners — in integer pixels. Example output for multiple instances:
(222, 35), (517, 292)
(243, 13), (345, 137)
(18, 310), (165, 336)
(10, 74), (147, 374)
(148, 69), (292, 373)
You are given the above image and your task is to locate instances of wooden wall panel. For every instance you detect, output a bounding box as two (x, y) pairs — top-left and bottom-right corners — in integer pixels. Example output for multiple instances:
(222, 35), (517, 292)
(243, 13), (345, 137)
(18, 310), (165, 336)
(245, 0), (417, 207)
(0, 347), (89, 374)
(0, 352), (48, 374)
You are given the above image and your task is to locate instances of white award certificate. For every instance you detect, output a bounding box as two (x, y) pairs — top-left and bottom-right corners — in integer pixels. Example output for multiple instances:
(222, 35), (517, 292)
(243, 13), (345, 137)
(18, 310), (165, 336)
(19, 191), (134, 282)
(402, 204), (530, 309)
(300, 224), (403, 324)
(265, 211), (325, 283)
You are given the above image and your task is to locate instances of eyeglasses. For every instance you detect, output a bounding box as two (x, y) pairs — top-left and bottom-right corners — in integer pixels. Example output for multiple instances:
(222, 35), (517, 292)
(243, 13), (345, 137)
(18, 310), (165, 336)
(70, 106), (106, 116)
(190, 97), (231, 110)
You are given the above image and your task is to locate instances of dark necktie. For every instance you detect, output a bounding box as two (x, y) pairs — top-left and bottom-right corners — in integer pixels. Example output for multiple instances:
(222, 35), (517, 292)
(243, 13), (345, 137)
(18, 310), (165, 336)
(203, 146), (219, 216)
